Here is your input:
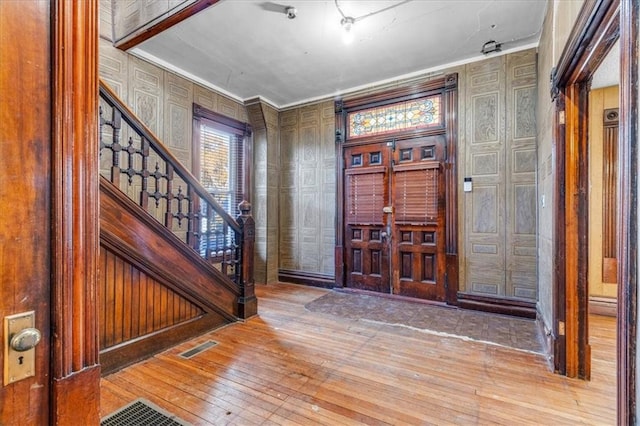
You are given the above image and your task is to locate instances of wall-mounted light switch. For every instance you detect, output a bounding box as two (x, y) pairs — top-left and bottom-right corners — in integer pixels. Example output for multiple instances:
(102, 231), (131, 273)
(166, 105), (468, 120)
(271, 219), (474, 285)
(463, 177), (472, 192)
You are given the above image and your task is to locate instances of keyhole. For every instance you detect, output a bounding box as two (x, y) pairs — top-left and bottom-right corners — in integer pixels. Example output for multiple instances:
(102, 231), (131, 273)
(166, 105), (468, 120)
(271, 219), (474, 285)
(18, 356), (23, 365)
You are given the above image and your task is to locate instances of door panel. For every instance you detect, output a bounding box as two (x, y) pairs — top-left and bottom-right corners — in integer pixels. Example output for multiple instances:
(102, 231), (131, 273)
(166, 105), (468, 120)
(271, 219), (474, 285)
(391, 136), (447, 301)
(344, 144), (390, 293)
(0, 1), (51, 423)
(343, 136), (447, 301)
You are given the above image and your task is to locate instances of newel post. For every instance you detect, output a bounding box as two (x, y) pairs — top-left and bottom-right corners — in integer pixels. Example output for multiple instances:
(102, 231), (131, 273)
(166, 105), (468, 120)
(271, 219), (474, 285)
(237, 200), (258, 318)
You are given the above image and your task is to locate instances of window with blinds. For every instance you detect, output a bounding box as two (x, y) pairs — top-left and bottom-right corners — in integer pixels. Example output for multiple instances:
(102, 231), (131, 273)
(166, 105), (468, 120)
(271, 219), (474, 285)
(394, 167), (439, 224)
(193, 104), (251, 257)
(199, 123), (244, 214)
(345, 170), (385, 225)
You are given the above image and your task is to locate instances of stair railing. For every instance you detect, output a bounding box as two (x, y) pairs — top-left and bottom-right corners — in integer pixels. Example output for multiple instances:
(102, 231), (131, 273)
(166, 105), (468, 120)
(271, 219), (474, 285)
(98, 81), (255, 316)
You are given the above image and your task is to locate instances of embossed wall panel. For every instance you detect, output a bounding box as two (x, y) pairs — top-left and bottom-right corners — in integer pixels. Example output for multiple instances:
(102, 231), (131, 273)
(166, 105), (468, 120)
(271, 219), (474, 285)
(279, 101), (335, 278)
(99, 39), (127, 100)
(99, 0), (113, 41)
(505, 50), (537, 299)
(461, 49), (538, 301)
(471, 185), (499, 234)
(464, 55), (507, 297)
(472, 93), (500, 144)
(129, 56), (163, 137)
(164, 73), (193, 170)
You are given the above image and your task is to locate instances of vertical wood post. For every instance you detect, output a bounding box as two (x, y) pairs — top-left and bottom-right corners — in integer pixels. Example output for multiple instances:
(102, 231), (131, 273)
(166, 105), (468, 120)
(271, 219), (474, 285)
(51, 0), (101, 423)
(237, 200), (257, 318)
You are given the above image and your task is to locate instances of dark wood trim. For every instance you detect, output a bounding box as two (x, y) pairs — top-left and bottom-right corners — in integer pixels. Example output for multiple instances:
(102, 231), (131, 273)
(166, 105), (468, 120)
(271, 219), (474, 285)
(51, 366), (101, 424)
(99, 313), (227, 375)
(334, 74), (459, 303)
(561, 80), (591, 379)
(115, 0), (220, 51)
(552, 0), (639, 420)
(341, 76), (453, 111)
(456, 293), (536, 319)
(552, 0), (620, 91)
(551, 0), (620, 380)
(618, 0), (639, 422)
(279, 270), (336, 289)
(193, 103), (252, 137)
(334, 100), (347, 287)
(553, 92), (567, 375)
(51, 0), (100, 423)
(444, 73), (459, 304)
(192, 103), (253, 211)
(237, 203), (257, 319)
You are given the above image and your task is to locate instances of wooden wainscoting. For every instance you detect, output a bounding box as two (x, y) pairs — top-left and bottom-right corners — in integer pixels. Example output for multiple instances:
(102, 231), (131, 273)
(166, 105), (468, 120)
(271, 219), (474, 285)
(99, 178), (240, 374)
(101, 282), (615, 424)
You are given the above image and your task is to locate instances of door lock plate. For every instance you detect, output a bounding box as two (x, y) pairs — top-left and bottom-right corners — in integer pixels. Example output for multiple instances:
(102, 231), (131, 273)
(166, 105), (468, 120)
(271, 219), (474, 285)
(4, 311), (37, 385)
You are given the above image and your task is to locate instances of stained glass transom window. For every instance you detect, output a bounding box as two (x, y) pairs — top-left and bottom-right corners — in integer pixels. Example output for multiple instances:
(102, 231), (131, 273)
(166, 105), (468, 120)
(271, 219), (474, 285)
(348, 95), (442, 139)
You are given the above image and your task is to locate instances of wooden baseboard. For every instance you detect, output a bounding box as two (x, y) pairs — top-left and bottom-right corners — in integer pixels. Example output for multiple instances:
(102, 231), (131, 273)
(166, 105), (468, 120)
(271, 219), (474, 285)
(99, 313), (229, 375)
(589, 296), (617, 317)
(278, 270), (336, 289)
(456, 292), (536, 318)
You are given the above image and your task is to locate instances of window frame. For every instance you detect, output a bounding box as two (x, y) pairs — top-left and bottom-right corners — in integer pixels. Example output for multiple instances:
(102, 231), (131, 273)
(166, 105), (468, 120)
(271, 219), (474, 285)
(192, 103), (252, 217)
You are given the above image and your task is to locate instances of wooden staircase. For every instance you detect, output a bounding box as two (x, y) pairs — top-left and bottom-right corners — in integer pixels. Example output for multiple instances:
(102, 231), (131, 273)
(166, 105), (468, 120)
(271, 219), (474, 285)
(98, 81), (256, 374)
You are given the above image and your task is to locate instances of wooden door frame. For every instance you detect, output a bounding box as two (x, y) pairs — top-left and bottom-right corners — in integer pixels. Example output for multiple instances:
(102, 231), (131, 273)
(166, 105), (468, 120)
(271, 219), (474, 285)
(551, 0), (638, 422)
(51, 0), (101, 423)
(334, 74), (459, 304)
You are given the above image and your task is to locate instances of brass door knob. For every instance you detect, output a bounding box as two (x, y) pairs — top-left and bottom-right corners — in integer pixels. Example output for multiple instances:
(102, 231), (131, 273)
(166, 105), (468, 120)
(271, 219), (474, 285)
(10, 328), (41, 352)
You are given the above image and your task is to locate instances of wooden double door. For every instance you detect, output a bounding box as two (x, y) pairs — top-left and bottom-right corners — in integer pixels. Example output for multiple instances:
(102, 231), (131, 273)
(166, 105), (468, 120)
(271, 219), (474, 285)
(343, 135), (447, 301)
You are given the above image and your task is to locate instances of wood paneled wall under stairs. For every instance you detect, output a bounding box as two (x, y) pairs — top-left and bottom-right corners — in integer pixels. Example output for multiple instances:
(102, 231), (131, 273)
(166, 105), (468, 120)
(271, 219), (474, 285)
(99, 246), (205, 349)
(99, 177), (240, 374)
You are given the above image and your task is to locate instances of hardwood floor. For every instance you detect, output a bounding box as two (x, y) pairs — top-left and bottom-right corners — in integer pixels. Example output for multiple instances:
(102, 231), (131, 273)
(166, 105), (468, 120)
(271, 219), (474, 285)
(100, 282), (616, 425)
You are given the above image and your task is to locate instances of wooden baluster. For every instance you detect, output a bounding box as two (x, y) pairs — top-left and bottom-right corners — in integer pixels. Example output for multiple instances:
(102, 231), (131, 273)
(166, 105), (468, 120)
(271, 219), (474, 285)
(236, 200), (257, 318)
(98, 105), (106, 153)
(152, 162), (161, 208)
(110, 108), (122, 187)
(221, 221), (229, 276)
(186, 187), (199, 251)
(140, 136), (149, 210)
(165, 163), (174, 229)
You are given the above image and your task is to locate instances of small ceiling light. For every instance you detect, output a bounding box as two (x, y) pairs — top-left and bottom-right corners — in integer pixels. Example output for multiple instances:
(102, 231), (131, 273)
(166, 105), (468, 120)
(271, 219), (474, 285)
(285, 6), (297, 19)
(341, 16), (355, 44)
(481, 40), (502, 55)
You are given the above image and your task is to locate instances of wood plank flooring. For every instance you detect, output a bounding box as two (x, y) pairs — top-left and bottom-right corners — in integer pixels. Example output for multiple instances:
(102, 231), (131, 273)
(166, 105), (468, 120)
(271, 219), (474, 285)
(100, 282), (616, 425)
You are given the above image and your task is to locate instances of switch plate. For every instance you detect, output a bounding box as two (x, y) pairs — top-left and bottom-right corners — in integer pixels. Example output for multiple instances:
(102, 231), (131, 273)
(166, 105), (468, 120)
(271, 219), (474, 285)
(4, 311), (36, 385)
(463, 177), (472, 192)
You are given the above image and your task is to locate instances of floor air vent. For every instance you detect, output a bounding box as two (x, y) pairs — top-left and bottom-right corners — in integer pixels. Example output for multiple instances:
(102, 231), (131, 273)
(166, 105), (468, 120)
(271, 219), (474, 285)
(179, 340), (218, 359)
(101, 398), (190, 426)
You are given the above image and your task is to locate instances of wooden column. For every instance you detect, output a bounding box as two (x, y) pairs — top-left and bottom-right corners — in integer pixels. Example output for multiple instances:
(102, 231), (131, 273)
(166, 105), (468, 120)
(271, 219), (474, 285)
(444, 73), (459, 304)
(237, 201), (257, 318)
(51, 0), (101, 423)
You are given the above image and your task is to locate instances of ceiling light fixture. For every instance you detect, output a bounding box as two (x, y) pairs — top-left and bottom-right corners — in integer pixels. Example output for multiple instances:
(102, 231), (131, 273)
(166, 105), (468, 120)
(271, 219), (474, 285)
(341, 16), (355, 44)
(334, 0), (412, 45)
(481, 40), (502, 55)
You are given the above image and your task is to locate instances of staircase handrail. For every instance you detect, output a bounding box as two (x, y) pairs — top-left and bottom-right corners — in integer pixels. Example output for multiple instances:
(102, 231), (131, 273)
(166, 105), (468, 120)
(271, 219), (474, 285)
(98, 80), (242, 235)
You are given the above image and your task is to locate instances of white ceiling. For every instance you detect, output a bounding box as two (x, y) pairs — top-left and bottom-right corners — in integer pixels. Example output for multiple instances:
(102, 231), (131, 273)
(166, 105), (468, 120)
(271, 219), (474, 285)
(133, 0), (548, 108)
